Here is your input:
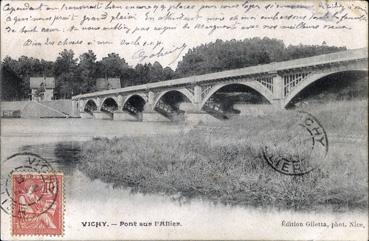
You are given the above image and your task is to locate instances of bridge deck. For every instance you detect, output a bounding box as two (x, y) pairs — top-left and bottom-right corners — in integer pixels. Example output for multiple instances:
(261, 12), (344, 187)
(73, 48), (368, 100)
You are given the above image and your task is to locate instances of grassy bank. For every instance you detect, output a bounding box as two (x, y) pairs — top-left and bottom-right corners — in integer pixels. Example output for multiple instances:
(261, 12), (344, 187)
(78, 100), (367, 211)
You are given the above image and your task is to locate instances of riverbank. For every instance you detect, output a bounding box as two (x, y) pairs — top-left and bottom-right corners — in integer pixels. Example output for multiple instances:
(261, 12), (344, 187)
(78, 100), (368, 212)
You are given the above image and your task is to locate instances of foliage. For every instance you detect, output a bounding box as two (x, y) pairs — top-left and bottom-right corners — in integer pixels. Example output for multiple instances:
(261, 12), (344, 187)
(1, 56), (54, 99)
(54, 49), (78, 99)
(175, 37), (346, 77)
(76, 50), (98, 94)
(1, 38), (345, 100)
(163, 66), (175, 80)
(1, 65), (23, 101)
(134, 63), (151, 85)
(2, 50), (176, 99)
(97, 53), (129, 78)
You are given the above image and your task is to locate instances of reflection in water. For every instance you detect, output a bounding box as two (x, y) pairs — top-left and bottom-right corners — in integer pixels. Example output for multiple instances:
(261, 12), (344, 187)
(21, 142), (81, 176)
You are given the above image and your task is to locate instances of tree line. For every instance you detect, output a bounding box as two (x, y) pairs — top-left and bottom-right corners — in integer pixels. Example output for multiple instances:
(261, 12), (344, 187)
(1, 37), (345, 100)
(2, 50), (175, 100)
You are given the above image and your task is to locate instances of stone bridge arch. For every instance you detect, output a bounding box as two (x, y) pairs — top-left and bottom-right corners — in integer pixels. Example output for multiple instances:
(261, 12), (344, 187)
(283, 68), (368, 108)
(100, 97), (119, 111)
(122, 93), (147, 117)
(100, 96), (119, 111)
(83, 99), (98, 113)
(122, 93), (148, 108)
(153, 89), (195, 108)
(200, 81), (273, 109)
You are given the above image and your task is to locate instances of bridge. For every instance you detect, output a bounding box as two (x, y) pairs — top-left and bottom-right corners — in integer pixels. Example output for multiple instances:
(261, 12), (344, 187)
(72, 48), (368, 122)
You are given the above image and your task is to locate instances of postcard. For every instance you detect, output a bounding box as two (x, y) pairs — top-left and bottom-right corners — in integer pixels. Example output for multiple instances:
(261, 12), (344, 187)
(1, 0), (368, 240)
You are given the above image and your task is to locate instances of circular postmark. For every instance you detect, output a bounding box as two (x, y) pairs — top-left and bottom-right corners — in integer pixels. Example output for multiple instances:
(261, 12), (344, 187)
(0, 152), (60, 218)
(262, 111), (328, 175)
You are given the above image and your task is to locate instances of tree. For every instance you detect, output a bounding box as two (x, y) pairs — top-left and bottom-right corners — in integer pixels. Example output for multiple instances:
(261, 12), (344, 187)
(98, 53), (129, 78)
(5, 56), (35, 99)
(1, 56), (56, 100)
(134, 63), (151, 85)
(175, 37), (346, 78)
(1, 61), (23, 100)
(76, 50), (97, 93)
(284, 44), (347, 60)
(54, 49), (78, 99)
(120, 68), (138, 87)
(148, 61), (164, 82)
(39, 59), (54, 77)
(163, 67), (175, 80)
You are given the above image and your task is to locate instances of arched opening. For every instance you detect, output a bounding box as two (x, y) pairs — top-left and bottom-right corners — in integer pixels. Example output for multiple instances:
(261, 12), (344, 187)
(101, 98), (118, 116)
(123, 95), (146, 121)
(202, 84), (271, 119)
(154, 90), (191, 121)
(286, 71), (368, 109)
(84, 100), (98, 115)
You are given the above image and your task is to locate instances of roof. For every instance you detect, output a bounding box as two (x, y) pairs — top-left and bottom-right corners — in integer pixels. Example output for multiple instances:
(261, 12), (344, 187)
(30, 77), (55, 89)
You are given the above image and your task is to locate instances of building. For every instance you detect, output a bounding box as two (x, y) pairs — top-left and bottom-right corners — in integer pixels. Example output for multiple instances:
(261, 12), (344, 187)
(96, 78), (121, 91)
(30, 77), (55, 101)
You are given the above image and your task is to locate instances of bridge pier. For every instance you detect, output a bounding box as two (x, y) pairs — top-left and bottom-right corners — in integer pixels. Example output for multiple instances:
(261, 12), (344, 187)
(141, 92), (171, 122)
(178, 103), (219, 124)
(80, 112), (93, 119)
(93, 111), (113, 120)
(72, 100), (80, 117)
(271, 73), (285, 109)
(233, 104), (275, 116)
(271, 99), (283, 109)
(142, 111), (170, 122)
(184, 111), (219, 124)
(113, 110), (142, 121)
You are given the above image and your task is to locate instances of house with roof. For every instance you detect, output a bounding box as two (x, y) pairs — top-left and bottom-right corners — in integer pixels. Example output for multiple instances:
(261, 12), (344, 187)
(30, 77), (55, 101)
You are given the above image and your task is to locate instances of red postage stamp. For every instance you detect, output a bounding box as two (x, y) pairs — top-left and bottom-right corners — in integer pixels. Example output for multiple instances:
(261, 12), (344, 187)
(11, 173), (63, 236)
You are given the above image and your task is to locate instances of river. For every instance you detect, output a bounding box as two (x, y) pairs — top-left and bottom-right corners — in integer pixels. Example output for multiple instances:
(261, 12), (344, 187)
(1, 118), (367, 240)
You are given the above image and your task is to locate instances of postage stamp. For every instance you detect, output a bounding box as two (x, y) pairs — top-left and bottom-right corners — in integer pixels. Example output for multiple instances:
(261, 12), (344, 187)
(11, 172), (63, 236)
